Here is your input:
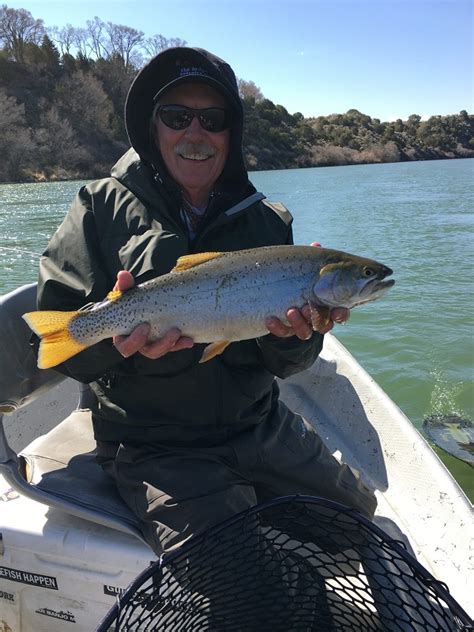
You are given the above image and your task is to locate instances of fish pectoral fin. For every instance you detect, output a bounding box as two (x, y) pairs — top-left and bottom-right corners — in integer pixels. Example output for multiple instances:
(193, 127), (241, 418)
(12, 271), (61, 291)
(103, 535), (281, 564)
(172, 252), (224, 272)
(22, 310), (87, 369)
(310, 305), (331, 332)
(106, 289), (123, 302)
(199, 340), (231, 363)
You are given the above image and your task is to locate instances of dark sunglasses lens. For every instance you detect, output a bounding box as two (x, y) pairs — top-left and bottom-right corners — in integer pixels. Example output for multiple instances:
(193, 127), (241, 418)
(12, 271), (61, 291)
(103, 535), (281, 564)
(158, 106), (230, 132)
(198, 108), (228, 132)
(159, 107), (193, 130)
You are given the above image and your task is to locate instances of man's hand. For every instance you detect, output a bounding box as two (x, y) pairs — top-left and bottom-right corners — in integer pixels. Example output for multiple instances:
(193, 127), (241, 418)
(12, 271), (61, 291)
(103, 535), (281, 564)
(112, 271), (194, 359)
(266, 305), (349, 339)
(265, 241), (350, 340)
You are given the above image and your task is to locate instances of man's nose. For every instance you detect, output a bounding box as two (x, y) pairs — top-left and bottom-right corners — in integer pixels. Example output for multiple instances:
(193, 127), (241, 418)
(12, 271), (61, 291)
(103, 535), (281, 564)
(185, 115), (205, 136)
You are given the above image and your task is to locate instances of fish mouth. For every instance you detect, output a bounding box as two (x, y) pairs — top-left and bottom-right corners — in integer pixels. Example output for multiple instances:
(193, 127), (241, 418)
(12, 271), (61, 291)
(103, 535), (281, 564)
(374, 278), (395, 291)
(354, 276), (395, 306)
(365, 277), (395, 296)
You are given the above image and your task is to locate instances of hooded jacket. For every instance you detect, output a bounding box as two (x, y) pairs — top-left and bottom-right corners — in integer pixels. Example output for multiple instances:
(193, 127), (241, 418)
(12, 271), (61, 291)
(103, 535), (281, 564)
(37, 48), (323, 442)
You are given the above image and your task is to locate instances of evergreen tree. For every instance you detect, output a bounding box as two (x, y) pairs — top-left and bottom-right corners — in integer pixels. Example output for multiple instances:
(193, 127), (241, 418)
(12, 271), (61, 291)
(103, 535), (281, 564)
(40, 33), (60, 74)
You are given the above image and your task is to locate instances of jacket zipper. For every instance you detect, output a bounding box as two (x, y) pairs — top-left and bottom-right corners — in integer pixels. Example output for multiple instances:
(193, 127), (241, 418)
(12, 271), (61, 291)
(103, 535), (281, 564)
(191, 194), (265, 427)
(192, 192), (265, 251)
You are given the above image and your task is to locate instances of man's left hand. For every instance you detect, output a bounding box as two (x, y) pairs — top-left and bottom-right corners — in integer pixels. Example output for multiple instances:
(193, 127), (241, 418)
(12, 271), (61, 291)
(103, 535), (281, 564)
(266, 305), (349, 339)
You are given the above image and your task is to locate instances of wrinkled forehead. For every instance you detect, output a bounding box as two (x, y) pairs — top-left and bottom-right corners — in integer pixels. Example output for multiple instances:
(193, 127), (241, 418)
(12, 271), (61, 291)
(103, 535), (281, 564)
(157, 82), (228, 108)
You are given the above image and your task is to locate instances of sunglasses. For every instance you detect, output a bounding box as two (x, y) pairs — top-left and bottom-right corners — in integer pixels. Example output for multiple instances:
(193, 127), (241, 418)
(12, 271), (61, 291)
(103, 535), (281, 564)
(156, 104), (231, 133)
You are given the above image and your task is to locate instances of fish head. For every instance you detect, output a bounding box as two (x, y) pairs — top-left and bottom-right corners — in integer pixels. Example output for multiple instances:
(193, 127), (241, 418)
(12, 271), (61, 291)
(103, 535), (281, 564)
(312, 254), (395, 309)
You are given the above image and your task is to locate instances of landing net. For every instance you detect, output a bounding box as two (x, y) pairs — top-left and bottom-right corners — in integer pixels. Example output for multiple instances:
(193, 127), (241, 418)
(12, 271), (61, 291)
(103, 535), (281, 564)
(96, 495), (472, 631)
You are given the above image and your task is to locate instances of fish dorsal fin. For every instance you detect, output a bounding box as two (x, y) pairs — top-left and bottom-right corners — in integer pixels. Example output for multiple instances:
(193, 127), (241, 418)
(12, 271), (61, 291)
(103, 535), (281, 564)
(172, 252), (224, 272)
(106, 289), (123, 302)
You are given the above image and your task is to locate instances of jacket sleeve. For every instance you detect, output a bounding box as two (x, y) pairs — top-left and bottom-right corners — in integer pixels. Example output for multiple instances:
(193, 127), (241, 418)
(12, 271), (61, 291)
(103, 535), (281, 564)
(36, 186), (124, 383)
(255, 223), (324, 379)
(256, 332), (324, 379)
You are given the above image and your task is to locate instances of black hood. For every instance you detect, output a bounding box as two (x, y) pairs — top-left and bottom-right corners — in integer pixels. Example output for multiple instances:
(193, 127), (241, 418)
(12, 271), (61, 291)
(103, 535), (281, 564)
(124, 47), (250, 197)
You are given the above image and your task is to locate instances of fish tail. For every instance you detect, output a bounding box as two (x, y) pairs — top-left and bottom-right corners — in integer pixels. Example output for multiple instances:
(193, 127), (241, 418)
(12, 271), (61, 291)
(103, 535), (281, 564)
(23, 310), (87, 369)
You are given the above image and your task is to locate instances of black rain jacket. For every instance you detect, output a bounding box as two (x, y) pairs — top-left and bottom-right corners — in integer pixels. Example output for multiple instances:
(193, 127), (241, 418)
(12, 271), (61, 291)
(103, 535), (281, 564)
(37, 48), (323, 442)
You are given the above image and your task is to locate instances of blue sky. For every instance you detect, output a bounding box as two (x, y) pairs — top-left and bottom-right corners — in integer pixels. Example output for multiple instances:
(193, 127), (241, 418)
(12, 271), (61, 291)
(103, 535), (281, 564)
(6, 0), (473, 121)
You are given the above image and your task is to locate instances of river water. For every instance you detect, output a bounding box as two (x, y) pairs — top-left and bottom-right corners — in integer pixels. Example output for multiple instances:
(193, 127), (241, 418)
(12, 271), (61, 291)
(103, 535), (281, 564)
(1, 158), (473, 495)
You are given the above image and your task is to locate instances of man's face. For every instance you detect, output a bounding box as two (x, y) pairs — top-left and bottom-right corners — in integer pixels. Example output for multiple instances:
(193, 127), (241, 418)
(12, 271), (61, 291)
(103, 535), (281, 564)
(153, 83), (230, 204)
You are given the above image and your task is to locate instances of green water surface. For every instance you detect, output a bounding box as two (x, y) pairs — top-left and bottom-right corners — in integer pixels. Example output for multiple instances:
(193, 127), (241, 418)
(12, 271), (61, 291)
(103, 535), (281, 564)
(1, 159), (473, 498)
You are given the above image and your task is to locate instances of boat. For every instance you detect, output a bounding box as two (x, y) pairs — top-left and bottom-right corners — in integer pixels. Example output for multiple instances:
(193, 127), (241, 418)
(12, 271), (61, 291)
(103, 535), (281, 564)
(0, 283), (472, 631)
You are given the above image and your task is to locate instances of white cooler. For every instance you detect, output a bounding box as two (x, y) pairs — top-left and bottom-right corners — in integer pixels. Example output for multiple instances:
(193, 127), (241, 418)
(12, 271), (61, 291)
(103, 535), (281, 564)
(0, 474), (155, 632)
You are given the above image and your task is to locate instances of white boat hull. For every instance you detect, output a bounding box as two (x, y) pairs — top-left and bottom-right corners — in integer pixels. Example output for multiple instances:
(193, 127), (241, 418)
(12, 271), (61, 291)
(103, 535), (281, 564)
(278, 334), (473, 617)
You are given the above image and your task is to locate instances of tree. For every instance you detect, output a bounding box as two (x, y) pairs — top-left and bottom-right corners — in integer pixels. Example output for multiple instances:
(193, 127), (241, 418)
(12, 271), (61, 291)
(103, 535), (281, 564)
(93, 54), (135, 140)
(72, 27), (89, 57)
(345, 109), (371, 128)
(238, 79), (264, 102)
(85, 16), (107, 59)
(105, 22), (143, 69)
(75, 51), (93, 72)
(54, 70), (115, 155)
(407, 114), (421, 126)
(0, 4), (44, 62)
(0, 88), (35, 179)
(416, 116), (454, 150)
(142, 34), (187, 58)
(61, 52), (76, 74)
(48, 23), (77, 56)
(35, 103), (89, 170)
(394, 118), (405, 133)
(406, 114), (421, 138)
(40, 34), (61, 74)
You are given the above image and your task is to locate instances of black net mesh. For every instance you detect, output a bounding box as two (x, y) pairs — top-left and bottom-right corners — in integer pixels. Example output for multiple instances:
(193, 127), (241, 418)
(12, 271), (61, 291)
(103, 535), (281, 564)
(97, 496), (472, 632)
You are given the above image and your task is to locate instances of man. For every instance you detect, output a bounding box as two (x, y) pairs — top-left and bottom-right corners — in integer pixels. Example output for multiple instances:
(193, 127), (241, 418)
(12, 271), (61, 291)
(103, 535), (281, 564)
(37, 47), (376, 556)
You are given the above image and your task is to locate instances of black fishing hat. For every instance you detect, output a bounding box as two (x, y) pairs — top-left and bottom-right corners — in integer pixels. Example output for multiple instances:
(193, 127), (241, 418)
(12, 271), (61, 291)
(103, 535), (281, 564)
(125, 47), (243, 160)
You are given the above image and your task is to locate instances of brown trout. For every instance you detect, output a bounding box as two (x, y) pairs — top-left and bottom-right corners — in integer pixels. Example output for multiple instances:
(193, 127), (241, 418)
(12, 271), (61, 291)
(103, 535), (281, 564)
(24, 245), (394, 369)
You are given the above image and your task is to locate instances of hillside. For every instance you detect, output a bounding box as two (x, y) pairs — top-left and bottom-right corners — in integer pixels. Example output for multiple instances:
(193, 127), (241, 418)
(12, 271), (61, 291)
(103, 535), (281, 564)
(242, 99), (474, 170)
(0, 6), (473, 182)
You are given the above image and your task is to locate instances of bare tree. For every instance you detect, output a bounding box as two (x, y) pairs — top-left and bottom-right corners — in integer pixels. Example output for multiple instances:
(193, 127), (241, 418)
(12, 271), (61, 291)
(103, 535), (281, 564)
(0, 89), (35, 179)
(0, 87), (24, 128)
(0, 4), (44, 62)
(48, 23), (77, 56)
(106, 22), (144, 68)
(35, 104), (89, 169)
(72, 26), (89, 57)
(142, 34), (187, 58)
(55, 70), (114, 139)
(238, 79), (264, 102)
(85, 16), (108, 58)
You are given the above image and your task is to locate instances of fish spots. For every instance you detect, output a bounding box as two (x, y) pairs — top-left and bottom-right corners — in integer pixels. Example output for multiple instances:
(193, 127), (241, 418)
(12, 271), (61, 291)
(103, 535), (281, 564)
(214, 273), (235, 309)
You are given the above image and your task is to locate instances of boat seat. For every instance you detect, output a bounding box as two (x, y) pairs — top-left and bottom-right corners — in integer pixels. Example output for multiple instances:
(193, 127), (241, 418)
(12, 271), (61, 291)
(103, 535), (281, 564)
(0, 283), (147, 545)
(18, 409), (143, 532)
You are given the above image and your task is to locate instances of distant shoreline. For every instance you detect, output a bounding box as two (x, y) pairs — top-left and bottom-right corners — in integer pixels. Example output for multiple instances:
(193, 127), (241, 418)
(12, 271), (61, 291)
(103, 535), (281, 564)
(2, 153), (472, 186)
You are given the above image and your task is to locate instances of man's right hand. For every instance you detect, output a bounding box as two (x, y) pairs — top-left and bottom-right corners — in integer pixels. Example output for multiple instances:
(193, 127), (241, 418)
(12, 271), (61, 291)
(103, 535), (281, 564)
(112, 270), (194, 359)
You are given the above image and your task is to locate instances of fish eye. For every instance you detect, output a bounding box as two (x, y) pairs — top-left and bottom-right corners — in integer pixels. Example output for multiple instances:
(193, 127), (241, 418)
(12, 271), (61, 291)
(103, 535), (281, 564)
(363, 267), (375, 277)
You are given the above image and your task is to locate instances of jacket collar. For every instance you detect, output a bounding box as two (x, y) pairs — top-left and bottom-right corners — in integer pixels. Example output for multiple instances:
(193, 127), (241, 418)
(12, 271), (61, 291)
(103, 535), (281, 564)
(110, 148), (263, 226)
